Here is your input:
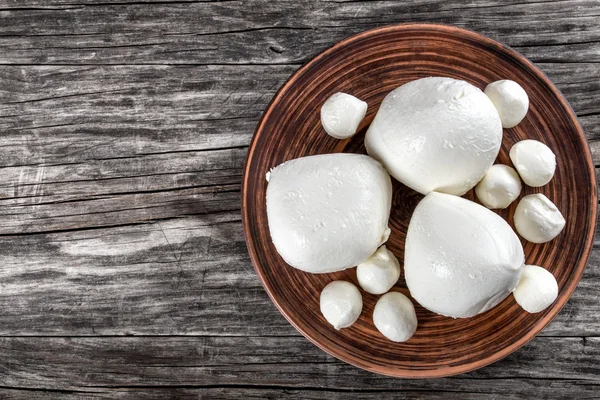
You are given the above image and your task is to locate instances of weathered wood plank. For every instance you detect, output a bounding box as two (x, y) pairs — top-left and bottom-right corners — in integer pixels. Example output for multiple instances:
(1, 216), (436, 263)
(0, 212), (299, 336)
(1, 0), (587, 5)
(0, 63), (597, 232)
(0, 336), (599, 399)
(0, 64), (596, 237)
(0, 385), (596, 400)
(0, 181), (241, 233)
(1, 388), (230, 400)
(0, 149), (243, 201)
(1, 1), (600, 64)
(0, 209), (598, 336)
(0, 65), (293, 167)
(0, 387), (597, 400)
(0, 65), (290, 163)
(1, 389), (198, 400)
(0, 64), (598, 168)
(161, 387), (600, 400)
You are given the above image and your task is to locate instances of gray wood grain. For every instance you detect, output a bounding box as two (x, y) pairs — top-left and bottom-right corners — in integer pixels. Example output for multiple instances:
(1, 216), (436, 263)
(0, 212), (599, 337)
(1, 0), (600, 64)
(2, 387), (593, 400)
(0, 337), (600, 400)
(0, 0), (599, 398)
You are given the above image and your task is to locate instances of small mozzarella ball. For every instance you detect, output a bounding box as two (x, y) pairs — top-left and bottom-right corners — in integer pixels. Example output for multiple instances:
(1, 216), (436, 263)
(509, 140), (556, 187)
(513, 265), (558, 313)
(356, 245), (401, 295)
(484, 80), (529, 128)
(320, 92), (367, 139)
(373, 292), (418, 342)
(475, 164), (522, 209)
(320, 281), (363, 330)
(514, 194), (565, 243)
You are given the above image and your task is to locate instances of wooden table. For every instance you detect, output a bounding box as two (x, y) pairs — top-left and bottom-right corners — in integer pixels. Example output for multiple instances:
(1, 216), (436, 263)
(0, 1), (598, 398)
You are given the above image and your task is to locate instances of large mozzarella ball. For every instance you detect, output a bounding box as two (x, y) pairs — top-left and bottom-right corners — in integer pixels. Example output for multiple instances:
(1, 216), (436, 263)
(356, 245), (401, 295)
(513, 265), (558, 313)
(373, 292), (418, 342)
(365, 77), (502, 196)
(509, 140), (556, 187)
(320, 281), (363, 329)
(320, 92), (368, 139)
(514, 194), (565, 243)
(484, 80), (529, 128)
(475, 164), (522, 209)
(405, 192), (525, 318)
(266, 154), (392, 273)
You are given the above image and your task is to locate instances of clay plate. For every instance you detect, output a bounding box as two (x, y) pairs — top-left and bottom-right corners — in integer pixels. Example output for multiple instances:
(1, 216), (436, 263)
(241, 24), (597, 378)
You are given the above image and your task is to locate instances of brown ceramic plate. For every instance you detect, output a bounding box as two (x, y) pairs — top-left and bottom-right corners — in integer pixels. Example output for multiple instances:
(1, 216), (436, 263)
(241, 24), (597, 378)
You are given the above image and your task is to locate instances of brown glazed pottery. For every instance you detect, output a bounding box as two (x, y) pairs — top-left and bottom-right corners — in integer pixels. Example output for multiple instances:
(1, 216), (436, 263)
(242, 24), (597, 377)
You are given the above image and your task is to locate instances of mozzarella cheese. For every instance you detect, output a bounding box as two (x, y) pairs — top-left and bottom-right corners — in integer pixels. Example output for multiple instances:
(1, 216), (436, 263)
(320, 280), (363, 329)
(266, 153), (392, 273)
(405, 192), (525, 318)
(356, 245), (401, 295)
(365, 77), (502, 196)
(320, 92), (368, 139)
(513, 265), (558, 313)
(373, 292), (418, 342)
(484, 80), (529, 128)
(509, 140), (556, 187)
(475, 164), (522, 209)
(514, 194), (565, 243)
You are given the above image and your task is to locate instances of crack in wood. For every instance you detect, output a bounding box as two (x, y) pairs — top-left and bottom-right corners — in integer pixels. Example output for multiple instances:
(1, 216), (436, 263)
(6, 89), (126, 104)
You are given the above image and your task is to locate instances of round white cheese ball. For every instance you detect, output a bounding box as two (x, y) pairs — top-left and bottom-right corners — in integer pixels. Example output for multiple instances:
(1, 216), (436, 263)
(509, 140), (556, 187)
(266, 154), (392, 273)
(514, 194), (565, 243)
(373, 292), (418, 342)
(484, 80), (529, 128)
(320, 281), (363, 330)
(365, 77), (502, 196)
(405, 192), (525, 318)
(320, 92), (368, 139)
(356, 245), (401, 295)
(513, 265), (558, 313)
(475, 164), (522, 209)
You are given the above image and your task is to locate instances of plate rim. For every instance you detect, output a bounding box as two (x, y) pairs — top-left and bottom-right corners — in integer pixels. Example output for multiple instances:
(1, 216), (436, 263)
(241, 22), (598, 378)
